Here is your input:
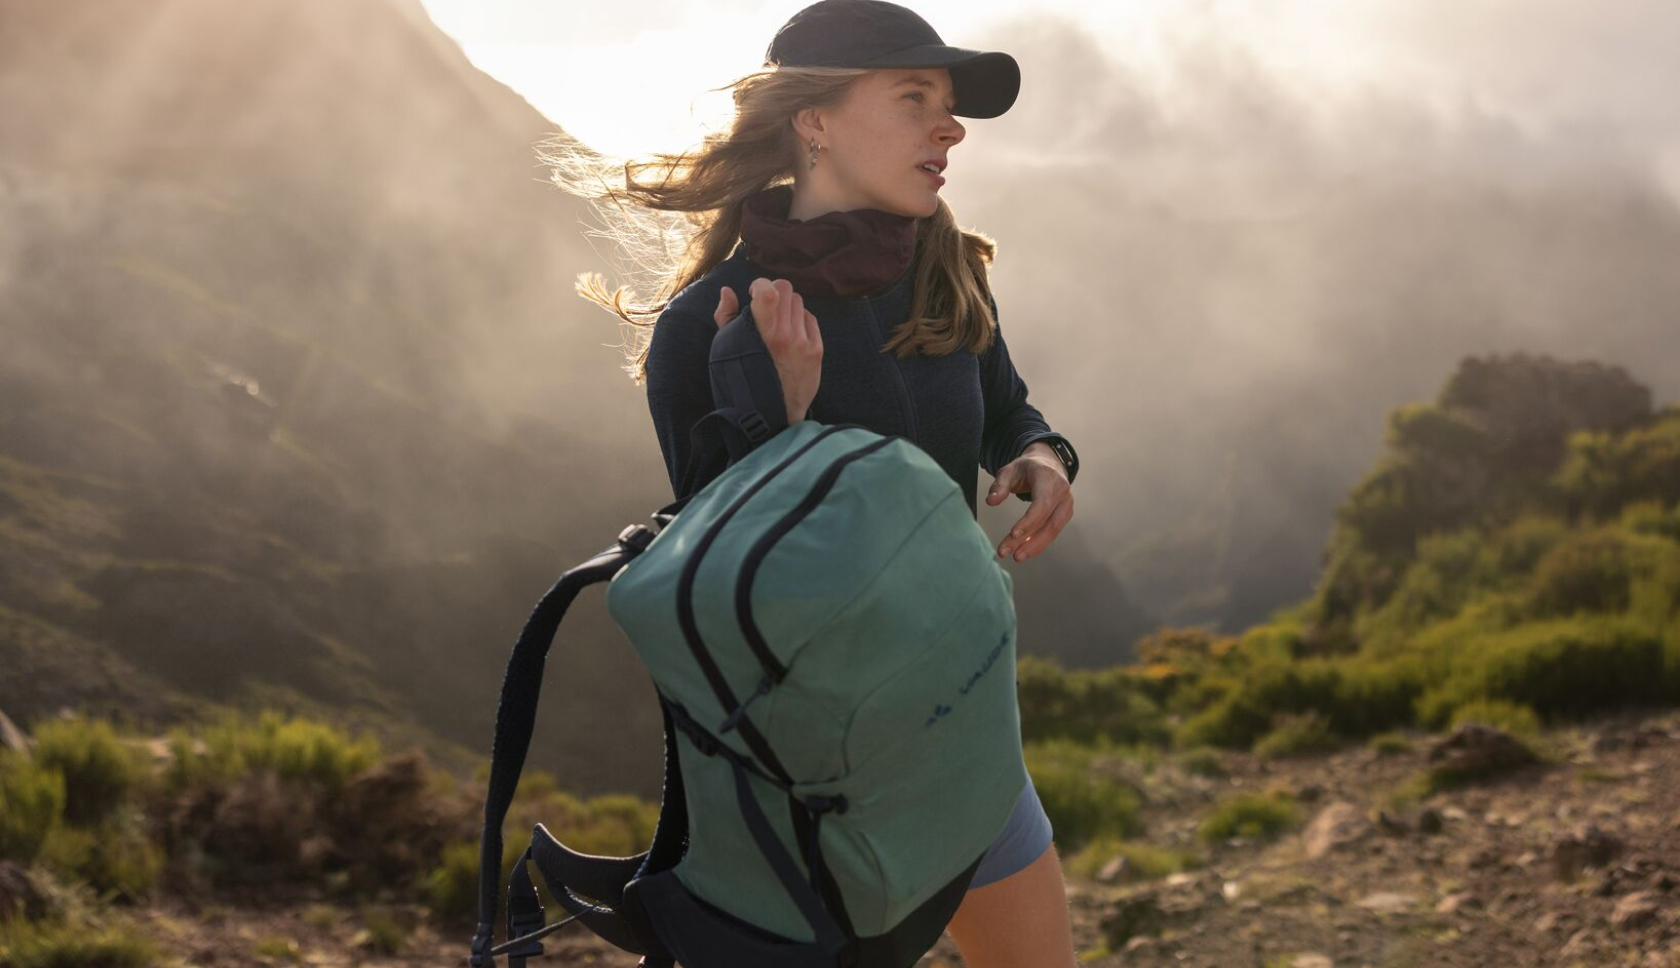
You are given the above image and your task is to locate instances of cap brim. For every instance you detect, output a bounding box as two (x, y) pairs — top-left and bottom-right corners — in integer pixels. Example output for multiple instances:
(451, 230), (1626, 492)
(855, 45), (1020, 119)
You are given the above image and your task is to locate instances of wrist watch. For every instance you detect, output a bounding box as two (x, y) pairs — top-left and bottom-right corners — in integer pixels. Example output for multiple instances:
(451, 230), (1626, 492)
(1039, 436), (1079, 485)
(1021, 436), (1075, 487)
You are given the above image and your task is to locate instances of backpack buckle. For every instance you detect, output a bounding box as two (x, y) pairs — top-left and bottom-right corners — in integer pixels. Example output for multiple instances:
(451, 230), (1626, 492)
(617, 524), (656, 554)
(737, 409), (770, 444)
(503, 906), (546, 967)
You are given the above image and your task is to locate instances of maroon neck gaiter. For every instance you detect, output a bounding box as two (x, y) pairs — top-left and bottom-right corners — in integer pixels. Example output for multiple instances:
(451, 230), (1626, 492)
(737, 184), (919, 298)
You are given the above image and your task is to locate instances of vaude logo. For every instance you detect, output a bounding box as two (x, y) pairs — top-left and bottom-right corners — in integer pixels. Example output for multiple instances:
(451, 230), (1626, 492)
(924, 629), (1011, 728)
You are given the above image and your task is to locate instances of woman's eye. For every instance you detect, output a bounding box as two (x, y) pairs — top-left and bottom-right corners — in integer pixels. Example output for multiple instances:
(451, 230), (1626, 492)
(907, 91), (956, 112)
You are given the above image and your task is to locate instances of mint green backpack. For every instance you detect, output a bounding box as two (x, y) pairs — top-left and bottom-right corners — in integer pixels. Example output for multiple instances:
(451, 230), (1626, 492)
(470, 315), (1028, 968)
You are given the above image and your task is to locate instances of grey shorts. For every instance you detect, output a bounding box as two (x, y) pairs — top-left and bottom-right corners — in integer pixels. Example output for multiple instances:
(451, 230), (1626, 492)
(967, 775), (1054, 890)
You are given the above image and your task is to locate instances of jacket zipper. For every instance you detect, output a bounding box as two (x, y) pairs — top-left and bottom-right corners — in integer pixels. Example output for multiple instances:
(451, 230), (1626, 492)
(865, 300), (921, 443)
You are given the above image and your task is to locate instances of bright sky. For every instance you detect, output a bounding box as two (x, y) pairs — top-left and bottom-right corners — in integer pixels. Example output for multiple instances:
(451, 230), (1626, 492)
(413, 0), (1389, 160)
(415, 0), (1680, 203)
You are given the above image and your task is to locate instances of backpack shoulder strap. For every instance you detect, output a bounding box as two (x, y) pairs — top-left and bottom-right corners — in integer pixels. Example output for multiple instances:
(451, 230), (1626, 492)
(470, 528), (653, 967)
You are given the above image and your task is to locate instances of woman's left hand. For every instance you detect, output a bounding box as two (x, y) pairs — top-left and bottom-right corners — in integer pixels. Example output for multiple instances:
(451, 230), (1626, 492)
(984, 442), (1074, 562)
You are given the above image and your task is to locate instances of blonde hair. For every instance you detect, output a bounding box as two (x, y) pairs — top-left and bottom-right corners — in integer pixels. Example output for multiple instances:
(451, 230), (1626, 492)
(538, 63), (1003, 386)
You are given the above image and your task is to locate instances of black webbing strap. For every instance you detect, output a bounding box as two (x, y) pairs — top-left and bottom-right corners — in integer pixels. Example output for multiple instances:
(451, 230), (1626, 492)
(729, 757), (849, 952)
(790, 793), (857, 940)
(469, 536), (642, 968)
(500, 847), (546, 968)
(662, 694), (787, 791)
(664, 693), (855, 948)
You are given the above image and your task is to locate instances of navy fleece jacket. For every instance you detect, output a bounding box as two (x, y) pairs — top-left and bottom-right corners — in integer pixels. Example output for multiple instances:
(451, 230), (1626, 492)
(644, 240), (1075, 519)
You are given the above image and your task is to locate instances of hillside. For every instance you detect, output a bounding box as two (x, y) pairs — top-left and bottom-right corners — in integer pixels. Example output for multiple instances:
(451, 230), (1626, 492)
(4, 348), (1678, 964)
(0, 0), (1143, 796)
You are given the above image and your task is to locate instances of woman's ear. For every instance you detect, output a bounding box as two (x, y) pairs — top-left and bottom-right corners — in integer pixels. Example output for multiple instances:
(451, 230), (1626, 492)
(789, 105), (825, 147)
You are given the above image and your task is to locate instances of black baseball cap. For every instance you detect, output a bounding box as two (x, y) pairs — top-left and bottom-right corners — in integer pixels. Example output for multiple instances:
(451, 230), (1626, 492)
(765, 0), (1021, 119)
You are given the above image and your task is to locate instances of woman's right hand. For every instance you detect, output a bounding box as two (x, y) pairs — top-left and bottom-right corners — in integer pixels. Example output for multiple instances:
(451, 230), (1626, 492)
(714, 278), (823, 424)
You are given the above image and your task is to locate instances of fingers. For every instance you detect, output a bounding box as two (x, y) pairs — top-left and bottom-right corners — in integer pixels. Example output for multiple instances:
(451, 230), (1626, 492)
(746, 278), (823, 424)
(713, 285), (738, 328)
(803, 308), (822, 352)
(750, 277), (787, 337)
(1011, 494), (1074, 562)
(996, 477), (1074, 562)
(986, 464), (1017, 506)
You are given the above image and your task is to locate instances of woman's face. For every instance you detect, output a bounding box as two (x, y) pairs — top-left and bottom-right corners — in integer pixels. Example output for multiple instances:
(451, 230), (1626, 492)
(797, 68), (966, 219)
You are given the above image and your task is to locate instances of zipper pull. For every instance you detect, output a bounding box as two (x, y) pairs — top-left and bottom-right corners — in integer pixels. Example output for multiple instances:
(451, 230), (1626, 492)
(718, 674), (774, 733)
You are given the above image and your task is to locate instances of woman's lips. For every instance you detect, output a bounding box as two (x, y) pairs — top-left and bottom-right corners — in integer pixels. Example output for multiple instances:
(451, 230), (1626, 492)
(919, 167), (945, 186)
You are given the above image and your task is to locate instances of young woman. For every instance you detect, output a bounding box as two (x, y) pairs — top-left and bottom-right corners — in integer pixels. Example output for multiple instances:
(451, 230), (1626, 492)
(548, 3), (1080, 964)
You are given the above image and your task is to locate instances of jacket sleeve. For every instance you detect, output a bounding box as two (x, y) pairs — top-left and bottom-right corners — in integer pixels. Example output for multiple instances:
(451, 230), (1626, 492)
(978, 293), (1077, 503)
(645, 297), (729, 500)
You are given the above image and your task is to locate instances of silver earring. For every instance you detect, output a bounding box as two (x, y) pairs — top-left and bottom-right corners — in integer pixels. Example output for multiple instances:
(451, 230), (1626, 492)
(808, 138), (820, 170)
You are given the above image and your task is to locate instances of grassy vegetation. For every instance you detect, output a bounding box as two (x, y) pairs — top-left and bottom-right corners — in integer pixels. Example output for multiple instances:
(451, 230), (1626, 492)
(1198, 790), (1306, 844)
(1064, 835), (1202, 881)
(1024, 739), (1146, 851)
(161, 709), (381, 794)
(0, 915), (161, 968)
(2, 360), (1677, 960)
(1017, 404), (1680, 758)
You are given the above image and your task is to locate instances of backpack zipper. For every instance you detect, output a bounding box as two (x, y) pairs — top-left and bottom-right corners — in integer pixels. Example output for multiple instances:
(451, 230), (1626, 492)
(732, 435), (899, 683)
(673, 423), (875, 771)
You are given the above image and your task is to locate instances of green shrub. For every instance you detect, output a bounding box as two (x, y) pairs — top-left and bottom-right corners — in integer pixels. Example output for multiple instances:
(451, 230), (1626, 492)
(424, 781), (657, 922)
(1482, 514), (1571, 582)
(1394, 729), (1542, 804)
(1324, 654), (1430, 736)
(1176, 747), (1225, 778)
(1023, 740), (1144, 850)
(1414, 615), (1666, 727)
(1367, 731), (1412, 755)
(1335, 450), (1436, 558)
(1065, 835), (1199, 881)
(1173, 654), (1420, 751)
(1526, 531), (1635, 616)
(1228, 623), (1303, 665)
(0, 755), (65, 863)
(1197, 790), (1303, 844)
(1553, 414), (1680, 521)
(1387, 402), (1491, 464)
(252, 936), (302, 962)
(1448, 698), (1541, 739)
(1014, 655), (1170, 747)
(1666, 622), (1680, 700)
(1619, 499), (1680, 543)
(352, 906), (408, 956)
(38, 814), (164, 901)
(1252, 710), (1342, 758)
(1626, 537), (1680, 633)
(425, 840), (502, 922)
(1362, 529), (1485, 639)
(31, 718), (142, 827)
(166, 710), (381, 793)
(0, 915), (161, 968)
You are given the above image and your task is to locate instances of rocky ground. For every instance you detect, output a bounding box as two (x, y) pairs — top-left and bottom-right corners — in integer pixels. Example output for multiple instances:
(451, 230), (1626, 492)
(964, 705), (1680, 968)
(30, 705), (1680, 967)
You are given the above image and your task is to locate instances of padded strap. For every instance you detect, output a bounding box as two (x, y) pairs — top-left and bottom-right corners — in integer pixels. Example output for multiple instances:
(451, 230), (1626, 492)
(675, 408), (767, 500)
(709, 304), (790, 440)
(470, 536), (643, 966)
(673, 304), (794, 500)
